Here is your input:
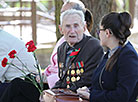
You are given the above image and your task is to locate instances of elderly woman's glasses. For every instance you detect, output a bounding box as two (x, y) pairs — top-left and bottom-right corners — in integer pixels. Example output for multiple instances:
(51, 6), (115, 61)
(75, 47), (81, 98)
(96, 29), (105, 35)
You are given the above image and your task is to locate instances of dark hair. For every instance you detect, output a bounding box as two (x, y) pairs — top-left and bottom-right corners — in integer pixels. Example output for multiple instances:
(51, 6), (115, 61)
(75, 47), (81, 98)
(101, 12), (132, 71)
(85, 8), (93, 32)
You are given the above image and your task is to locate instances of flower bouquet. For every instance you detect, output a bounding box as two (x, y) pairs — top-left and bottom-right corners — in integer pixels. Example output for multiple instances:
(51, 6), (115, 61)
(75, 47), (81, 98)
(1, 40), (43, 93)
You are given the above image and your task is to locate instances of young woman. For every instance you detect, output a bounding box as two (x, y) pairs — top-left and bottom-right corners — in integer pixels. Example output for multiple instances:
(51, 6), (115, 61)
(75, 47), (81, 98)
(77, 11), (138, 102)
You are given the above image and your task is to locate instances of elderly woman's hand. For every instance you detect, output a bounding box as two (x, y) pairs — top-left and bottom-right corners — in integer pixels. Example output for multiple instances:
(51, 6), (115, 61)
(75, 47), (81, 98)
(77, 86), (90, 100)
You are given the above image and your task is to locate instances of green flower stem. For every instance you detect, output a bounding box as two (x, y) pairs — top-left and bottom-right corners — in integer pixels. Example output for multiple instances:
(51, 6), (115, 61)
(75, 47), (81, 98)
(10, 57), (43, 93)
(11, 63), (42, 93)
(33, 53), (43, 92)
(16, 56), (30, 72)
(25, 76), (42, 93)
(10, 63), (27, 75)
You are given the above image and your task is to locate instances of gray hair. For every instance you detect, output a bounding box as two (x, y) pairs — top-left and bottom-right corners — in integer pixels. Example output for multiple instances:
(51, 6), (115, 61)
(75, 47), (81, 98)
(65, 0), (85, 9)
(60, 9), (85, 26)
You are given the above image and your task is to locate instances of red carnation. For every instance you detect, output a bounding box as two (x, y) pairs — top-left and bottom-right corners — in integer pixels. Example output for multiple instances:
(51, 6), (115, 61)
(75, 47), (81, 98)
(8, 50), (17, 58)
(1, 57), (8, 67)
(25, 40), (37, 52)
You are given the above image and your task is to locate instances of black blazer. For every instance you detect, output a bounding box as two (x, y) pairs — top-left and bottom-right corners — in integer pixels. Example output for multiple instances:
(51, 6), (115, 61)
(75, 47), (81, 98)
(90, 42), (138, 102)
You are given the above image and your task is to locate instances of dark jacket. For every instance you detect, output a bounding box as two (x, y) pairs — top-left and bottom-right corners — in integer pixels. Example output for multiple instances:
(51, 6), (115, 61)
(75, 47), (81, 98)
(0, 78), (40, 102)
(53, 34), (104, 92)
(90, 42), (138, 102)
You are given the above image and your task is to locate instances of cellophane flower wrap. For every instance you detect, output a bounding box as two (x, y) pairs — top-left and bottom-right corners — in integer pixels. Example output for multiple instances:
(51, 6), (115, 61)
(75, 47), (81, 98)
(1, 40), (43, 93)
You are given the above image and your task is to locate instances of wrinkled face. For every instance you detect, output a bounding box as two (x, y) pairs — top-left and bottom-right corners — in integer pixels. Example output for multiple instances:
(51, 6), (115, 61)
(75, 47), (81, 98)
(59, 14), (85, 46)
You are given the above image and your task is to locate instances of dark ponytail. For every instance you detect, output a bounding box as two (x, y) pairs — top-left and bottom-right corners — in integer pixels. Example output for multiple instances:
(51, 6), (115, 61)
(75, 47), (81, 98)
(101, 12), (132, 71)
(105, 46), (122, 71)
(118, 12), (131, 43)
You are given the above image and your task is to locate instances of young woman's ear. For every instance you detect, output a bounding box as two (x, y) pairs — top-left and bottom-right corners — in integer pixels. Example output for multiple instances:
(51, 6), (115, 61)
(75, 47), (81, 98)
(58, 25), (63, 35)
(105, 29), (111, 38)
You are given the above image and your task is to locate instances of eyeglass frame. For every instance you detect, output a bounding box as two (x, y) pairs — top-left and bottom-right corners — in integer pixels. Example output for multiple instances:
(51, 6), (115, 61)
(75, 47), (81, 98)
(96, 28), (105, 36)
(96, 28), (113, 36)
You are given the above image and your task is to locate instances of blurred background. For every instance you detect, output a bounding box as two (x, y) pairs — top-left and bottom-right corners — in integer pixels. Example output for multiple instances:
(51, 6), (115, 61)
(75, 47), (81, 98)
(0, 0), (138, 69)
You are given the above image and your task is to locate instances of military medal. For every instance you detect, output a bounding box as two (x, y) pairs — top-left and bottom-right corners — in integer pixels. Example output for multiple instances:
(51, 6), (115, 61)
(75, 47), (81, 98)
(76, 76), (80, 81)
(76, 61), (84, 69)
(60, 73), (62, 77)
(80, 61), (84, 67)
(69, 66), (71, 69)
(59, 62), (64, 68)
(60, 69), (62, 73)
(63, 70), (66, 75)
(71, 63), (75, 69)
(71, 70), (75, 75)
(78, 62), (81, 68)
(80, 68), (84, 73)
(59, 69), (62, 77)
(76, 69), (80, 75)
(67, 70), (70, 75)
(59, 63), (62, 68)
(66, 81), (70, 84)
(67, 85), (70, 88)
(76, 62), (79, 68)
(71, 76), (76, 82)
(69, 48), (80, 58)
(66, 76), (70, 81)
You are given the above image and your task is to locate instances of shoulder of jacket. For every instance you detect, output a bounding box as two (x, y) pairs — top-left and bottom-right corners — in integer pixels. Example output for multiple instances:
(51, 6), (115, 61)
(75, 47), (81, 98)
(57, 42), (67, 52)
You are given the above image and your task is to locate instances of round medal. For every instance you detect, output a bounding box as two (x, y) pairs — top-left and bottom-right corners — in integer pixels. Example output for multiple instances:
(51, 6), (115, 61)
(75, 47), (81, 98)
(71, 70), (75, 75)
(76, 69), (80, 75)
(67, 85), (70, 88)
(77, 76), (80, 81)
(71, 76), (76, 82)
(66, 76), (70, 81)
(80, 68), (84, 73)
(67, 70), (70, 75)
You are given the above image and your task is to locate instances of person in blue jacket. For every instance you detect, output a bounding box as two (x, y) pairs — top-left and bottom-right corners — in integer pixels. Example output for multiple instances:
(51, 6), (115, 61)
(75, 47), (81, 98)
(77, 11), (138, 102)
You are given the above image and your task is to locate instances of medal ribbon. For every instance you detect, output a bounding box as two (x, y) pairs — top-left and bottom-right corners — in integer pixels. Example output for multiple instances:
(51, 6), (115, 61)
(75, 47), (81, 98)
(69, 48), (80, 58)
